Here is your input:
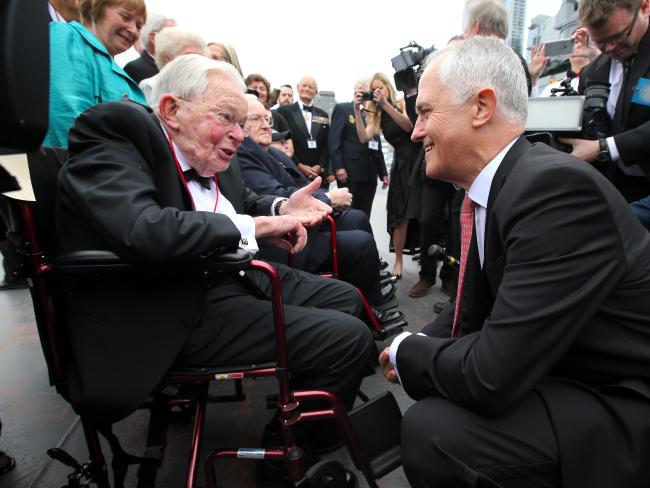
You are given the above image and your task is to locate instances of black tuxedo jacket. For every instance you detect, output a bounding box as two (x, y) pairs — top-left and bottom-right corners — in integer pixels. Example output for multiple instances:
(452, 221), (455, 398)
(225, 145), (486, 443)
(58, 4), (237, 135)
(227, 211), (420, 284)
(328, 102), (387, 183)
(579, 26), (650, 179)
(399, 137), (650, 486)
(56, 100), (275, 421)
(237, 137), (330, 204)
(277, 102), (330, 170)
(123, 51), (158, 84)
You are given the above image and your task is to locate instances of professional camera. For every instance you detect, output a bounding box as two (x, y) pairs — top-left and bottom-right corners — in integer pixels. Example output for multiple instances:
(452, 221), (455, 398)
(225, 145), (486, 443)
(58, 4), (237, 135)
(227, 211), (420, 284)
(361, 91), (374, 101)
(391, 41), (435, 92)
(581, 80), (611, 140)
(550, 71), (579, 97)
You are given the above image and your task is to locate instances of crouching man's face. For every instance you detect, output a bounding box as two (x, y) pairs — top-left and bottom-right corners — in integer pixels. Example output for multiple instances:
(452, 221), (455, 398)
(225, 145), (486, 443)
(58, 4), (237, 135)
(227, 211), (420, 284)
(171, 72), (248, 176)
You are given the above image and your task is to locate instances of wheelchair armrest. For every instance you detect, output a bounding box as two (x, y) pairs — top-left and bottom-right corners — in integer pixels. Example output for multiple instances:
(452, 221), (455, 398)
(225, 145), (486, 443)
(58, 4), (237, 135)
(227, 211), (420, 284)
(53, 248), (252, 275)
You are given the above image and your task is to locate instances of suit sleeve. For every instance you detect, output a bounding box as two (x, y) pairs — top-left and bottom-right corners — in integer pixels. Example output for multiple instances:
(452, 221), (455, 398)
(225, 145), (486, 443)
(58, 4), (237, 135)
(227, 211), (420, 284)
(62, 103), (242, 262)
(227, 154), (276, 216)
(328, 105), (345, 172)
(239, 149), (302, 199)
(396, 161), (627, 414)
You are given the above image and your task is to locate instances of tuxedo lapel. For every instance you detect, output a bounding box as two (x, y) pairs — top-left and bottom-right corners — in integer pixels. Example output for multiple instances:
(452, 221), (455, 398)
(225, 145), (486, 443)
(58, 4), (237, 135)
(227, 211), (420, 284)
(290, 103), (311, 140)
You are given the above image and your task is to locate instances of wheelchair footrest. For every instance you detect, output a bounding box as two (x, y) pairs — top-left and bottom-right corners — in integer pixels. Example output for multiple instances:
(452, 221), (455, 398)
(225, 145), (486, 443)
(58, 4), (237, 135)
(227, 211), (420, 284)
(347, 391), (402, 478)
(376, 319), (407, 340)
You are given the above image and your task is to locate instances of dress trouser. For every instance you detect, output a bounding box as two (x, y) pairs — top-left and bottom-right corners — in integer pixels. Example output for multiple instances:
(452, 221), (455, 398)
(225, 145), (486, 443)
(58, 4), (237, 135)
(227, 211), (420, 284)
(345, 180), (377, 218)
(178, 262), (373, 410)
(402, 391), (559, 488)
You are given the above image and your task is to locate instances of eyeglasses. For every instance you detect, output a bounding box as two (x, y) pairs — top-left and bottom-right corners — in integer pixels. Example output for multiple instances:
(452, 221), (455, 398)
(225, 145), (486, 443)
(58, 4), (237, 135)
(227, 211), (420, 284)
(591, 6), (640, 49)
(246, 114), (273, 126)
(178, 97), (245, 130)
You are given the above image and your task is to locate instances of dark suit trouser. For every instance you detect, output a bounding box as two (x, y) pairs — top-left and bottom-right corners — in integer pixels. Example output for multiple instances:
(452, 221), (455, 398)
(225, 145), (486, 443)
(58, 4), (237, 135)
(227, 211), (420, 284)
(339, 180), (377, 218)
(178, 262), (373, 410)
(402, 391), (559, 488)
(418, 181), (455, 279)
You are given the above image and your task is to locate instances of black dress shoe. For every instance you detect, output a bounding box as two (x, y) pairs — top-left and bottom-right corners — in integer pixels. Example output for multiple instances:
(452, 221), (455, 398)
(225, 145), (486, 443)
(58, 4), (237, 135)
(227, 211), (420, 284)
(379, 258), (389, 270)
(379, 282), (396, 304)
(372, 307), (404, 326)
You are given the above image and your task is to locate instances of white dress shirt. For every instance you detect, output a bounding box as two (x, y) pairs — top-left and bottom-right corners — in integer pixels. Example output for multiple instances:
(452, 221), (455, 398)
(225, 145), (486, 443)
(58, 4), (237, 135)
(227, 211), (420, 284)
(388, 137), (519, 381)
(172, 141), (259, 254)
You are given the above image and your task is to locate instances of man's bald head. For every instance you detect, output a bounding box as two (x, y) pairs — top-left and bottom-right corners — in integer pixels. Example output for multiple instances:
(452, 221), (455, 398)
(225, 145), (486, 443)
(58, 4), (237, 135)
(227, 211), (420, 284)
(297, 76), (318, 104)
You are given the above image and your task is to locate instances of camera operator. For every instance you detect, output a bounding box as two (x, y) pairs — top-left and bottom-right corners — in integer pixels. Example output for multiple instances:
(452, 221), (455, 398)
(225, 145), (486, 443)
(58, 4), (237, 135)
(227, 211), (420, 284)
(560, 0), (650, 205)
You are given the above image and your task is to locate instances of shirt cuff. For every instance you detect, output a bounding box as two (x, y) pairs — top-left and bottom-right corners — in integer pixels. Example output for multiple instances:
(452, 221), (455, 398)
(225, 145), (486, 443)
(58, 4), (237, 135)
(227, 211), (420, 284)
(229, 214), (258, 254)
(606, 136), (620, 162)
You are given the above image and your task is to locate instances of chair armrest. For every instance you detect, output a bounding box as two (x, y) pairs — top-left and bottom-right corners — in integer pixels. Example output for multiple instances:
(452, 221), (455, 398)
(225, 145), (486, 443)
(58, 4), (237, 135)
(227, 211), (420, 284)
(53, 248), (252, 275)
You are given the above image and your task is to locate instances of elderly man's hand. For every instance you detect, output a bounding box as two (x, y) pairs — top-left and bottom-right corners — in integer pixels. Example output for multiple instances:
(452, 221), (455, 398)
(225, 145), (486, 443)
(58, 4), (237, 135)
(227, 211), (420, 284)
(254, 215), (308, 254)
(558, 137), (600, 163)
(378, 347), (399, 383)
(326, 187), (352, 210)
(282, 177), (332, 226)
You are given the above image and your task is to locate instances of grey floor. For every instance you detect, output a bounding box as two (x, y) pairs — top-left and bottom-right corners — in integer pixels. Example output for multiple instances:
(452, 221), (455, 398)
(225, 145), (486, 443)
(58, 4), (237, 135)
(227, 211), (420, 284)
(0, 183), (451, 487)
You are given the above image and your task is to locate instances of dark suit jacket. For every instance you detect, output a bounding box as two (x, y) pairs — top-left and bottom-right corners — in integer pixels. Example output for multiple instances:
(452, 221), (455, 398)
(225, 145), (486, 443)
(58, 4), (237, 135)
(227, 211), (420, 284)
(56, 100), (275, 421)
(277, 101), (330, 171)
(237, 137), (330, 205)
(123, 51), (158, 84)
(579, 26), (650, 180)
(328, 102), (387, 183)
(398, 137), (650, 487)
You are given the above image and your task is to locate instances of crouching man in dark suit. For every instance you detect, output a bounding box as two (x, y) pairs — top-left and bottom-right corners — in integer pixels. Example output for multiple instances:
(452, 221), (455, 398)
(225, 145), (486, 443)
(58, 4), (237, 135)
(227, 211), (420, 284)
(55, 54), (373, 451)
(380, 36), (650, 488)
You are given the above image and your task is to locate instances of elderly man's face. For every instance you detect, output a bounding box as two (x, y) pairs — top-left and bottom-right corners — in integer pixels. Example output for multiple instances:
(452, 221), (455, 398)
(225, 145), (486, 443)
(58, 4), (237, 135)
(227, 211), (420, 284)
(412, 57), (474, 185)
(175, 72), (247, 176)
(278, 86), (294, 106)
(297, 77), (317, 104)
(244, 100), (273, 148)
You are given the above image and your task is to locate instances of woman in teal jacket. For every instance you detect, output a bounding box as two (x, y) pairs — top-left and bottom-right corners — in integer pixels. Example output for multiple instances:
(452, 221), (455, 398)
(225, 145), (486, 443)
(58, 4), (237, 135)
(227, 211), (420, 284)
(45, 0), (148, 148)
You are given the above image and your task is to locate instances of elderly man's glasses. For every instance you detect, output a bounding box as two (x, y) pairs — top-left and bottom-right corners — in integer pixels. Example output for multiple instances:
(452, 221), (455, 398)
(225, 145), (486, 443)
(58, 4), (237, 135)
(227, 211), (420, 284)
(178, 98), (245, 130)
(591, 6), (640, 48)
(247, 114), (273, 126)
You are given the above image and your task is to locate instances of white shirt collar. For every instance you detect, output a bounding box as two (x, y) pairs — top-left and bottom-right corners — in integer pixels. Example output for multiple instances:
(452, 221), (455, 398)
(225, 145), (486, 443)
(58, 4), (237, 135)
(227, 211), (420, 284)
(467, 137), (518, 209)
(298, 99), (313, 110)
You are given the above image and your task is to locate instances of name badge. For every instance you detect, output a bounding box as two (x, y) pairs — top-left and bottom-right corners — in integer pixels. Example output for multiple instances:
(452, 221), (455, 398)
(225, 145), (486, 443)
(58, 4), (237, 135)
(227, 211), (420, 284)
(632, 78), (650, 107)
(368, 140), (379, 151)
(307, 140), (318, 149)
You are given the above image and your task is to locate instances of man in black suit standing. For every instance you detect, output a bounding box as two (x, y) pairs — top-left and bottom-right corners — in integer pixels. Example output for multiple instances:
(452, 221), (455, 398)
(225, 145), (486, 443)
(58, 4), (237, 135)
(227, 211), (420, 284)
(380, 36), (650, 488)
(55, 54), (373, 437)
(329, 78), (388, 218)
(277, 76), (331, 186)
(123, 13), (174, 83)
(560, 0), (650, 213)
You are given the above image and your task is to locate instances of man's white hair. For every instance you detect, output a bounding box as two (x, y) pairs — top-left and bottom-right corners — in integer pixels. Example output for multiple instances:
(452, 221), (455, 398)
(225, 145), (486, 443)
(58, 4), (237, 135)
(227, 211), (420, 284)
(424, 36), (528, 124)
(353, 76), (370, 91)
(151, 54), (246, 110)
(140, 13), (167, 51)
(154, 28), (207, 69)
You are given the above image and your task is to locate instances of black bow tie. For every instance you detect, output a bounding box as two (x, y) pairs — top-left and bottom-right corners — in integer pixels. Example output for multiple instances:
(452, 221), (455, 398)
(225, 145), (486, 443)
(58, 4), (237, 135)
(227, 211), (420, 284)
(302, 105), (313, 113)
(183, 168), (212, 190)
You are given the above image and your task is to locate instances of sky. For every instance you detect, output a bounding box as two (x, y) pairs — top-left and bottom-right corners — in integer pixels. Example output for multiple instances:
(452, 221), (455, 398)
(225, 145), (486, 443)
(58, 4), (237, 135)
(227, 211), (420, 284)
(117, 0), (563, 101)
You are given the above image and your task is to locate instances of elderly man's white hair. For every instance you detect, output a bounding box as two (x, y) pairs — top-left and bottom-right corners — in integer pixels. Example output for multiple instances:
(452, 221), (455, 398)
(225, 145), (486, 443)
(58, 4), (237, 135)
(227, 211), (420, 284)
(353, 76), (370, 91)
(424, 36), (528, 125)
(140, 13), (167, 52)
(151, 54), (246, 110)
(153, 27), (207, 69)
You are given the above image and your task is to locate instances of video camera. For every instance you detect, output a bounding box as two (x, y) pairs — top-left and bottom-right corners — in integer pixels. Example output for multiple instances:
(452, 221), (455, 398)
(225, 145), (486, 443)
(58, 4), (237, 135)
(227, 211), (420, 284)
(391, 41), (435, 92)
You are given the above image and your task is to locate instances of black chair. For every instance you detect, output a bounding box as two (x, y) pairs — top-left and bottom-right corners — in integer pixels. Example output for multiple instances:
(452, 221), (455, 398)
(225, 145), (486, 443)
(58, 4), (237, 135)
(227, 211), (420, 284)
(5, 147), (402, 487)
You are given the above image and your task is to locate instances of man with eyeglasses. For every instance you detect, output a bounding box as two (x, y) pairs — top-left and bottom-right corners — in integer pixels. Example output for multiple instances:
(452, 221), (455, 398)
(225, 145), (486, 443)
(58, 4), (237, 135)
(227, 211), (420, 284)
(55, 55), (373, 466)
(561, 0), (650, 216)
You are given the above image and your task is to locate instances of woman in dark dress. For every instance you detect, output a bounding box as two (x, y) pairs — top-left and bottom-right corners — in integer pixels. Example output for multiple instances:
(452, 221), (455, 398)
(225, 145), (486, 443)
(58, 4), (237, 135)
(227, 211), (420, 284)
(353, 73), (417, 278)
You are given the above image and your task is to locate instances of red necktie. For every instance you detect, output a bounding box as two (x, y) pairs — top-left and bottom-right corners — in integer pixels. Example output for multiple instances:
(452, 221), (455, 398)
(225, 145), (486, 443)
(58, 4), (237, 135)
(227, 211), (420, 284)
(451, 195), (476, 338)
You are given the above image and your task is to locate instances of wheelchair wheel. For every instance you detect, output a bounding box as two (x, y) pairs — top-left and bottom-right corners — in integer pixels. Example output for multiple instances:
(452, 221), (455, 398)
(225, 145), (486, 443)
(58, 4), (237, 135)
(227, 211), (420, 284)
(303, 459), (357, 488)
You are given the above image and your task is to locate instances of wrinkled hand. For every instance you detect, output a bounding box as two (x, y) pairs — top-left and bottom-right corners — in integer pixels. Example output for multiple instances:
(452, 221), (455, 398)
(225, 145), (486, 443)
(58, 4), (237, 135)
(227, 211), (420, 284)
(558, 137), (599, 163)
(382, 176), (389, 189)
(529, 44), (549, 83)
(327, 187), (352, 210)
(283, 177), (332, 226)
(254, 215), (308, 254)
(298, 162), (319, 180)
(336, 168), (348, 183)
(379, 347), (399, 383)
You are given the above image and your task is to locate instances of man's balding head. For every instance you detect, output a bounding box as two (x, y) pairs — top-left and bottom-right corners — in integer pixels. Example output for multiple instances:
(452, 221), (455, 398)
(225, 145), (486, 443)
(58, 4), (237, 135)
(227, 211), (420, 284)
(297, 76), (318, 104)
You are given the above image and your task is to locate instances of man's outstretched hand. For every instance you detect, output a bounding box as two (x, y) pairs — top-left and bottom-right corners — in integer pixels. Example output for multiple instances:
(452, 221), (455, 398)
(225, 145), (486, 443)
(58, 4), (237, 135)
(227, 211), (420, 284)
(282, 176), (332, 226)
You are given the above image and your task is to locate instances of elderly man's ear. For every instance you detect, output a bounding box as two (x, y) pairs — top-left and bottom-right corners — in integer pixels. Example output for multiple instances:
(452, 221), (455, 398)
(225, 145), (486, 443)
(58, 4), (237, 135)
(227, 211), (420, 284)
(472, 87), (497, 129)
(158, 95), (182, 129)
